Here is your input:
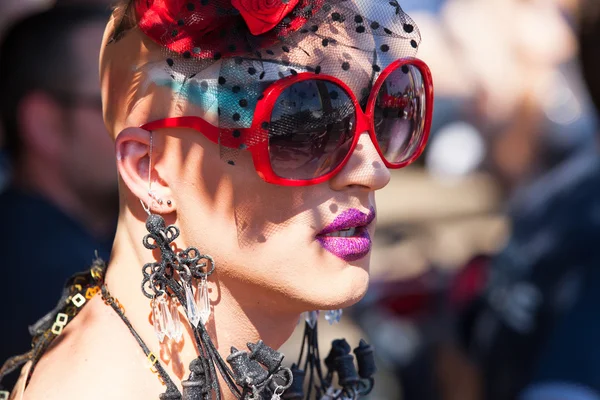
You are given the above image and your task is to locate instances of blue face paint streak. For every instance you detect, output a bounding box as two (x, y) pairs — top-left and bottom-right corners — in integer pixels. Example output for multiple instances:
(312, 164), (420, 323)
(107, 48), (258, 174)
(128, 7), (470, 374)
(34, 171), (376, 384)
(153, 78), (219, 116)
(152, 76), (259, 129)
(218, 87), (256, 128)
(150, 57), (325, 130)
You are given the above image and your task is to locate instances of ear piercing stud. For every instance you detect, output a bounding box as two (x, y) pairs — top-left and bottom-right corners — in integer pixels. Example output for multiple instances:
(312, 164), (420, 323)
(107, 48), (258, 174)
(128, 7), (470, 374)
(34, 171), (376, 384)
(148, 190), (163, 205)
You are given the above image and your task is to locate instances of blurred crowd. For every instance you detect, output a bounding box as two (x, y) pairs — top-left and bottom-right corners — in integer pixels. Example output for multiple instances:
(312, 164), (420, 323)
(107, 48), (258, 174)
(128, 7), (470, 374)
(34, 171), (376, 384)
(0, 0), (118, 386)
(0, 0), (599, 399)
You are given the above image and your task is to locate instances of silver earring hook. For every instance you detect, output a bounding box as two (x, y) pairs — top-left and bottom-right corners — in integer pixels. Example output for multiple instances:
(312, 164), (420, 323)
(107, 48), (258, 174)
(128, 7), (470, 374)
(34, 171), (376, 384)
(148, 131), (153, 193)
(140, 131), (154, 216)
(140, 199), (151, 216)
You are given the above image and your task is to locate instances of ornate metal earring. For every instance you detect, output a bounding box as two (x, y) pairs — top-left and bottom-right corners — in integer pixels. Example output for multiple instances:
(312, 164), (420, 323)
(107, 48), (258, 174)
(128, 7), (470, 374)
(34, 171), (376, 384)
(141, 206), (293, 399)
(139, 132), (293, 400)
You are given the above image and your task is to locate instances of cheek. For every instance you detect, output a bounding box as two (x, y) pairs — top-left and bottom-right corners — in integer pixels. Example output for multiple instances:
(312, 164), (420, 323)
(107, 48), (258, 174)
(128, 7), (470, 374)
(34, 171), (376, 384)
(176, 139), (236, 203)
(174, 141), (261, 245)
(230, 167), (333, 249)
(174, 145), (371, 308)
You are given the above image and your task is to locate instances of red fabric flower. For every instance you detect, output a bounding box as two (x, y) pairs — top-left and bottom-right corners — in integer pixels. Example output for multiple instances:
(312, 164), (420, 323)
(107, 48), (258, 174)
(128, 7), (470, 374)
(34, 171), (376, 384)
(231, 0), (301, 35)
(135, 0), (322, 58)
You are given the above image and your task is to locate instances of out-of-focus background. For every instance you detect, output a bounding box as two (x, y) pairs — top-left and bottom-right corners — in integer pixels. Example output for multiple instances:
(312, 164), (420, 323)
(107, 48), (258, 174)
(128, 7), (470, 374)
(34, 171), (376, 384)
(1, 0), (599, 399)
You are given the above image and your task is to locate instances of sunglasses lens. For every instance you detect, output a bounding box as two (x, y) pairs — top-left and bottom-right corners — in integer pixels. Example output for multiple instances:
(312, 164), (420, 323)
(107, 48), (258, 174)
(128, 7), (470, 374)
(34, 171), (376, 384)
(268, 80), (355, 180)
(374, 63), (428, 165)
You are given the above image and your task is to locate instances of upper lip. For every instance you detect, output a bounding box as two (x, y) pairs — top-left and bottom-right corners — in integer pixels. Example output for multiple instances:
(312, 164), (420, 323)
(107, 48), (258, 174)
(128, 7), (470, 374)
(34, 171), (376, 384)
(318, 207), (376, 236)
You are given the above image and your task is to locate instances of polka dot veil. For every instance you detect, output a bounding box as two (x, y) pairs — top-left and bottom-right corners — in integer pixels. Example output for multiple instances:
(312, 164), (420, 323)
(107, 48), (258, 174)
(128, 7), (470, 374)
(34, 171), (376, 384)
(115, 0), (422, 164)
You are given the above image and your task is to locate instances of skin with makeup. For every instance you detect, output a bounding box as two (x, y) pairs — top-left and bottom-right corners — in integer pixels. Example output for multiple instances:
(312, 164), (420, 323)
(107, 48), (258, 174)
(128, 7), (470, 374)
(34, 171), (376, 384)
(8, 1), (431, 399)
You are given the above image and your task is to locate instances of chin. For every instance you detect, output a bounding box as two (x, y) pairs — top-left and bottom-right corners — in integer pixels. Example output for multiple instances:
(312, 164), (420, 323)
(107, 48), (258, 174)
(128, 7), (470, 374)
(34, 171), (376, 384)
(310, 259), (371, 310)
(340, 265), (371, 308)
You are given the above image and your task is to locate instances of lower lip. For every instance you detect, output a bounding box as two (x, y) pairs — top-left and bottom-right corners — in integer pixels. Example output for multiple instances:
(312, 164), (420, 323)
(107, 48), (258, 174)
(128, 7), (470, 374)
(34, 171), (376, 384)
(316, 228), (372, 262)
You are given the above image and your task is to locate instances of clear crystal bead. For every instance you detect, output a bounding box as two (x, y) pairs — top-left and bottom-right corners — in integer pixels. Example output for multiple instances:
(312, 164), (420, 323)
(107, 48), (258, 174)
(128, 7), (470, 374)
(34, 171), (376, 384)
(184, 280), (200, 327)
(304, 310), (319, 328)
(169, 298), (183, 342)
(160, 296), (179, 341)
(152, 296), (166, 342)
(324, 309), (343, 325)
(198, 278), (211, 325)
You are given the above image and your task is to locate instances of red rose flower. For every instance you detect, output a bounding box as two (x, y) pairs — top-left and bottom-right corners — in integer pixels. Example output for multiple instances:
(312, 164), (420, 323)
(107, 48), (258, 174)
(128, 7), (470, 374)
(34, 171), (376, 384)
(136, 0), (320, 58)
(137, 0), (232, 55)
(231, 0), (301, 35)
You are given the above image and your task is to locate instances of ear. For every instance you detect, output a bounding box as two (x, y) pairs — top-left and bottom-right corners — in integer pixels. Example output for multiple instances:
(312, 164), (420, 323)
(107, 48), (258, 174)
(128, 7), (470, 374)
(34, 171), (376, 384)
(115, 127), (174, 214)
(18, 92), (64, 160)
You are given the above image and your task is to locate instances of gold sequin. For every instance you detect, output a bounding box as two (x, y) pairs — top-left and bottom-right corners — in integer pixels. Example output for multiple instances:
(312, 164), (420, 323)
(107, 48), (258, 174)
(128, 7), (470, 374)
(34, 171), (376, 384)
(115, 299), (126, 314)
(51, 322), (64, 336)
(51, 313), (69, 335)
(91, 266), (103, 281)
(56, 313), (68, 325)
(85, 286), (100, 299)
(147, 352), (165, 385)
(72, 293), (86, 307)
(147, 352), (158, 367)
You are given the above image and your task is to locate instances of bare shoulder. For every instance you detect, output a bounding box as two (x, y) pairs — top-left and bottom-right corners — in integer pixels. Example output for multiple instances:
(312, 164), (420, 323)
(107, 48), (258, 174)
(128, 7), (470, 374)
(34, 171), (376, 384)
(21, 296), (164, 400)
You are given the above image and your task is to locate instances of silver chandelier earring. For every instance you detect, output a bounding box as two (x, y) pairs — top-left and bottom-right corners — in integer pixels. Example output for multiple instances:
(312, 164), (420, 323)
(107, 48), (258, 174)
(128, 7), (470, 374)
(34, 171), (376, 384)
(140, 132), (214, 340)
(139, 132), (293, 400)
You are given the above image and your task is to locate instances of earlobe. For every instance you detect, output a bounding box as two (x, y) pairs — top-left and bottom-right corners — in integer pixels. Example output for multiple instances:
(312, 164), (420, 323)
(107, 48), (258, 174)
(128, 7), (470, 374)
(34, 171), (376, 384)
(115, 127), (174, 214)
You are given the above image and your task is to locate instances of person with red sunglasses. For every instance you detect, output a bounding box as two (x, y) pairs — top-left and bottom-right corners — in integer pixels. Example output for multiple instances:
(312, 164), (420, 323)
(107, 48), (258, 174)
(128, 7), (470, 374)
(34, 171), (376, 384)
(0, 0), (433, 399)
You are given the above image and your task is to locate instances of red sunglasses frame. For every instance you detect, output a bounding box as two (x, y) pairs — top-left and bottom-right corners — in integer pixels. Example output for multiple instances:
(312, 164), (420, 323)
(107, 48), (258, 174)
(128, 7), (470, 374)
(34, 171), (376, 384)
(140, 57), (434, 186)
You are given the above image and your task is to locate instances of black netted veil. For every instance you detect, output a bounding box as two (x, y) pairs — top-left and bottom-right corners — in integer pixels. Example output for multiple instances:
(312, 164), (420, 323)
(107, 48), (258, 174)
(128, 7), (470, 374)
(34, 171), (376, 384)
(114, 0), (421, 164)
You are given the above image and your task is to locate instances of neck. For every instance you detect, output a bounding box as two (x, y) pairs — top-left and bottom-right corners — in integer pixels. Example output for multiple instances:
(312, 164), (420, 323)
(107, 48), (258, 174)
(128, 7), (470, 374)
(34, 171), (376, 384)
(15, 156), (116, 238)
(104, 207), (299, 397)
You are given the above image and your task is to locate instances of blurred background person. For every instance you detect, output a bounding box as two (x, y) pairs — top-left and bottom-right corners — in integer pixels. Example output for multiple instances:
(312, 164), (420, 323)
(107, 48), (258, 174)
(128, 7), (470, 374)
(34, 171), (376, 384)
(458, 1), (600, 399)
(339, 0), (600, 399)
(0, 5), (117, 371)
(0, 0), (114, 188)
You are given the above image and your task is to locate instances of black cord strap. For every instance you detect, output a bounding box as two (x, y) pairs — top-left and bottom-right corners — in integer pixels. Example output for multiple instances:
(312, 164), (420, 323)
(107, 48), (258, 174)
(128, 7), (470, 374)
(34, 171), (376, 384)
(101, 285), (182, 399)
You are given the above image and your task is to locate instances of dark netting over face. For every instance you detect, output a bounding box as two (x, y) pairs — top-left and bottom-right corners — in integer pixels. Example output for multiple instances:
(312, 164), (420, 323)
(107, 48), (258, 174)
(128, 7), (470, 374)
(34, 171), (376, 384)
(126, 0), (421, 165)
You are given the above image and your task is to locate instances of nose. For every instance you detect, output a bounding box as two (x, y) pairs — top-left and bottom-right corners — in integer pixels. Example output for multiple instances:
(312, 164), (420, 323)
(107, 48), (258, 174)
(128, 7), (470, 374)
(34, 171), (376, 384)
(328, 132), (391, 192)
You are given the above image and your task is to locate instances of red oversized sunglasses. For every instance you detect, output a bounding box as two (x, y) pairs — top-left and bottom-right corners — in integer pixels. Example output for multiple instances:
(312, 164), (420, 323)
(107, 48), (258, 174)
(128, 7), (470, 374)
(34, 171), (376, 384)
(141, 57), (434, 186)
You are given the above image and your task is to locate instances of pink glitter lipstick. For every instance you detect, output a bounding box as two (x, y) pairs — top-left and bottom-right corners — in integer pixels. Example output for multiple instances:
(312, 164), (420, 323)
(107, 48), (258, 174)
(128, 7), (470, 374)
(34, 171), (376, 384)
(316, 207), (376, 262)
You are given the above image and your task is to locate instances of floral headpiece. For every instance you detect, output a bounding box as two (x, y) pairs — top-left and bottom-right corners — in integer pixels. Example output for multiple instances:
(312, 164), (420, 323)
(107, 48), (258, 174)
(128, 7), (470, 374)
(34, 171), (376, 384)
(135, 0), (325, 58)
